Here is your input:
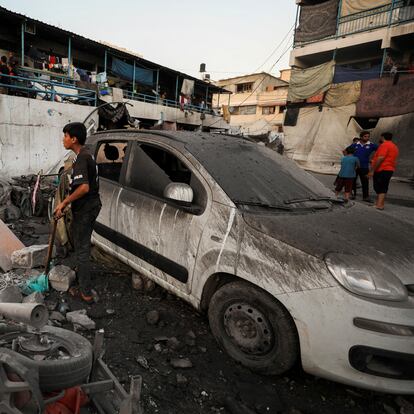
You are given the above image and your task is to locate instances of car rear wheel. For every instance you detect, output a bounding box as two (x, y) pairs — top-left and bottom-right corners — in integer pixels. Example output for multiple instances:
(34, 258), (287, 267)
(208, 281), (298, 375)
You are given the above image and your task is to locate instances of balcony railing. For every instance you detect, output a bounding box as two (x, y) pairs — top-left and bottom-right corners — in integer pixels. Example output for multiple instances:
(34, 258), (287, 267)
(294, 0), (414, 47)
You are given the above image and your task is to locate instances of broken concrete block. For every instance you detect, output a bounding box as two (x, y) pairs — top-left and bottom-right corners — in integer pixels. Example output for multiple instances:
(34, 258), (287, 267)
(0, 286), (23, 303)
(66, 309), (95, 330)
(170, 358), (193, 369)
(11, 244), (50, 269)
(49, 311), (66, 322)
(22, 292), (44, 304)
(48, 265), (76, 292)
(131, 273), (144, 291)
(0, 219), (25, 272)
(146, 310), (160, 326)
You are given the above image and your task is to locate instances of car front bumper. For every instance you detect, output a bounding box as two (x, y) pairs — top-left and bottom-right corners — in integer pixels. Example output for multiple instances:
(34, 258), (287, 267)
(278, 286), (414, 394)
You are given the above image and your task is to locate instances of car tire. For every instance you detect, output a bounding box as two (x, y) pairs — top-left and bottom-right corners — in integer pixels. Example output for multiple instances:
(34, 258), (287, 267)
(208, 281), (298, 375)
(0, 326), (93, 391)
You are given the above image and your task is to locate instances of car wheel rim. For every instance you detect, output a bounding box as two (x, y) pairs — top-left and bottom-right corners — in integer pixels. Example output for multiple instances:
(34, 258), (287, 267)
(223, 302), (274, 356)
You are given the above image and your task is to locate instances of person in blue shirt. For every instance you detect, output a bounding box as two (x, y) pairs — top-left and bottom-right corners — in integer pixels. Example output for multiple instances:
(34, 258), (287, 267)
(347, 131), (378, 201)
(335, 147), (360, 201)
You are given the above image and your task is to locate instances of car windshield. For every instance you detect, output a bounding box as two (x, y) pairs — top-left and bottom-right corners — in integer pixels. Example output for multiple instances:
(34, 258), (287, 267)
(185, 138), (334, 206)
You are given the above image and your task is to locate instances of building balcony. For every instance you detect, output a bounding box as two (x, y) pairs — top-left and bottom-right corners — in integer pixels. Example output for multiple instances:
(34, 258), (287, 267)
(294, 0), (414, 48)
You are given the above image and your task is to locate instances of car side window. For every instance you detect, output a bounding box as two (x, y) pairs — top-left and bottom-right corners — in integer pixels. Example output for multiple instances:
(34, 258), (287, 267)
(125, 143), (206, 208)
(96, 141), (127, 182)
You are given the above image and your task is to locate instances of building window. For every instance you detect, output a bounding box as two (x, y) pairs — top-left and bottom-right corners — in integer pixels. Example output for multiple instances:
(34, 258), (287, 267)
(239, 105), (257, 115)
(262, 106), (275, 115)
(236, 82), (254, 93)
(278, 105), (286, 114)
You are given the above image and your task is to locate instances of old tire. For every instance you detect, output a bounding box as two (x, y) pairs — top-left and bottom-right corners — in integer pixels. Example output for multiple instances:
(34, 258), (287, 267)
(0, 326), (93, 391)
(208, 281), (298, 375)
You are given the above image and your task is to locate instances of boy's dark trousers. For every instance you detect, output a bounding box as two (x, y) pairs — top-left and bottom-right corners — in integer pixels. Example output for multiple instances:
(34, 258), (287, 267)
(71, 200), (101, 295)
(353, 167), (370, 199)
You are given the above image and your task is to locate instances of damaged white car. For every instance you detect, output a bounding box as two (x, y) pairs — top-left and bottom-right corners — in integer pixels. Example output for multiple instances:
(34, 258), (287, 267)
(85, 130), (413, 394)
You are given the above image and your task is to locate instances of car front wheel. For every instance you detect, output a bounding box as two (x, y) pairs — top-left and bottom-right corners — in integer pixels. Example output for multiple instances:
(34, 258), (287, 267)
(208, 281), (298, 375)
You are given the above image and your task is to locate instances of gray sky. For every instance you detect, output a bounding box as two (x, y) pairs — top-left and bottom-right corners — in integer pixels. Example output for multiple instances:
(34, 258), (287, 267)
(1, 0), (297, 80)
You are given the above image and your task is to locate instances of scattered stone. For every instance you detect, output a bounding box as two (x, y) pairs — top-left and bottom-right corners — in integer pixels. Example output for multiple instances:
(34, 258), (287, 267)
(224, 396), (257, 414)
(144, 278), (155, 292)
(0, 286), (22, 303)
(66, 309), (95, 330)
(22, 292), (44, 304)
(106, 309), (115, 315)
(201, 391), (208, 397)
(199, 346), (207, 353)
(154, 343), (162, 352)
(48, 265), (76, 292)
(167, 337), (181, 350)
(136, 356), (149, 370)
(170, 358), (193, 369)
(146, 310), (160, 326)
(49, 311), (66, 322)
(131, 273), (144, 291)
(395, 397), (414, 414)
(176, 373), (188, 385)
(11, 244), (50, 269)
(383, 404), (397, 414)
(186, 330), (196, 339)
(154, 336), (169, 342)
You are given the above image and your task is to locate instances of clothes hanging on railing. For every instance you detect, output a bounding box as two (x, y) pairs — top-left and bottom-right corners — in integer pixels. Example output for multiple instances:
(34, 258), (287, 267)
(181, 79), (195, 96)
(294, 0), (339, 42)
(288, 60), (335, 102)
(340, 0), (391, 16)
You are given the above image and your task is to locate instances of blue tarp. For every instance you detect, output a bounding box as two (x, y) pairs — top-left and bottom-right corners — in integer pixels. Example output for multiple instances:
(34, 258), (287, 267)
(111, 57), (154, 86)
(333, 64), (381, 83)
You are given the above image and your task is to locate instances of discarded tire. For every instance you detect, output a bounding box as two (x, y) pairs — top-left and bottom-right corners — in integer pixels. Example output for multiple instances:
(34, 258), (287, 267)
(0, 326), (93, 391)
(208, 281), (299, 375)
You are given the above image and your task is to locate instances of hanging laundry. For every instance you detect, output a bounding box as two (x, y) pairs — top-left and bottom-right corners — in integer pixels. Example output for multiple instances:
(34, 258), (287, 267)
(325, 81), (361, 107)
(181, 79), (195, 96)
(340, 0), (391, 16)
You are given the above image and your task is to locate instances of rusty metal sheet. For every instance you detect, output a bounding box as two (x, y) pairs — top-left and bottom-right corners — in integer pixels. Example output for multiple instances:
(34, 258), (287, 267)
(0, 219), (25, 271)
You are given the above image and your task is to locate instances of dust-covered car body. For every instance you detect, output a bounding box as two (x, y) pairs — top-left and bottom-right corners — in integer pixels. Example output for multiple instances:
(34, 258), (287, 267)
(86, 130), (414, 394)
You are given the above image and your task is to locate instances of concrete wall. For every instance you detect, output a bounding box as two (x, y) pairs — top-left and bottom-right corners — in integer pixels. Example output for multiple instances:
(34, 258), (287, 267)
(124, 98), (228, 129)
(0, 94), (97, 177)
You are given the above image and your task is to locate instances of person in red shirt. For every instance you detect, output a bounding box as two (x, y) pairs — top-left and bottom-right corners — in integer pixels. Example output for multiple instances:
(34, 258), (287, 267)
(368, 132), (399, 210)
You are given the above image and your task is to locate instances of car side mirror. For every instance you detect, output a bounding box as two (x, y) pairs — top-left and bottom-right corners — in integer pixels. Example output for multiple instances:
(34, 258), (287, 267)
(163, 182), (194, 204)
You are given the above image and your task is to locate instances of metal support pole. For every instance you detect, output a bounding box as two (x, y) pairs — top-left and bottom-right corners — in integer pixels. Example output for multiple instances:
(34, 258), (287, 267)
(104, 50), (107, 74)
(335, 0), (343, 38)
(132, 61), (136, 94)
(333, 48), (337, 61)
(227, 93), (231, 106)
(21, 22), (25, 66)
(175, 75), (179, 104)
(388, 0), (396, 26)
(67, 36), (72, 77)
(156, 69), (160, 103)
(205, 86), (208, 106)
(217, 92), (220, 108)
(380, 48), (388, 77)
(293, 5), (300, 47)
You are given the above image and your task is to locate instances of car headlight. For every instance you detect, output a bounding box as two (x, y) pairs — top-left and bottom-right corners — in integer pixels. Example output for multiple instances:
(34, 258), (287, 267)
(325, 253), (408, 302)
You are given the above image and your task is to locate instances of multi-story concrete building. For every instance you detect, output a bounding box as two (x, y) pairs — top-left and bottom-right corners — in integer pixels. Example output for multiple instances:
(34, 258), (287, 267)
(0, 6), (229, 176)
(212, 72), (289, 136)
(284, 0), (414, 177)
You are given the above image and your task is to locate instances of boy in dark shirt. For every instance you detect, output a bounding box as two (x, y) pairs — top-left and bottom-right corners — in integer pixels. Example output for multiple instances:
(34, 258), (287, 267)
(54, 122), (101, 304)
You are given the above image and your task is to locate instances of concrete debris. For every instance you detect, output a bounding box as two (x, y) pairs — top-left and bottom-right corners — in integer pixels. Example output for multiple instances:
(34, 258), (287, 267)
(0, 285), (23, 303)
(395, 397), (414, 414)
(132, 273), (156, 292)
(66, 309), (95, 330)
(185, 330), (196, 346)
(11, 244), (49, 269)
(170, 358), (193, 369)
(154, 343), (162, 352)
(167, 337), (181, 350)
(22, 291), (44, 304)
(49, 311), (66, 322)
(131, 273), (144, 291)
(106, 308), (115, 315)
(176, 373), (188, 385)
(146, 310), (160, 326)
(136, 355), (150, 370)
(48, 265), (76, 292)
(0, 219), (25, 272)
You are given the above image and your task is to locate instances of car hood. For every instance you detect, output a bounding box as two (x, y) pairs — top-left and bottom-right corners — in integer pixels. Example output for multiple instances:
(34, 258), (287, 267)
(243, 204), (414, 285)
